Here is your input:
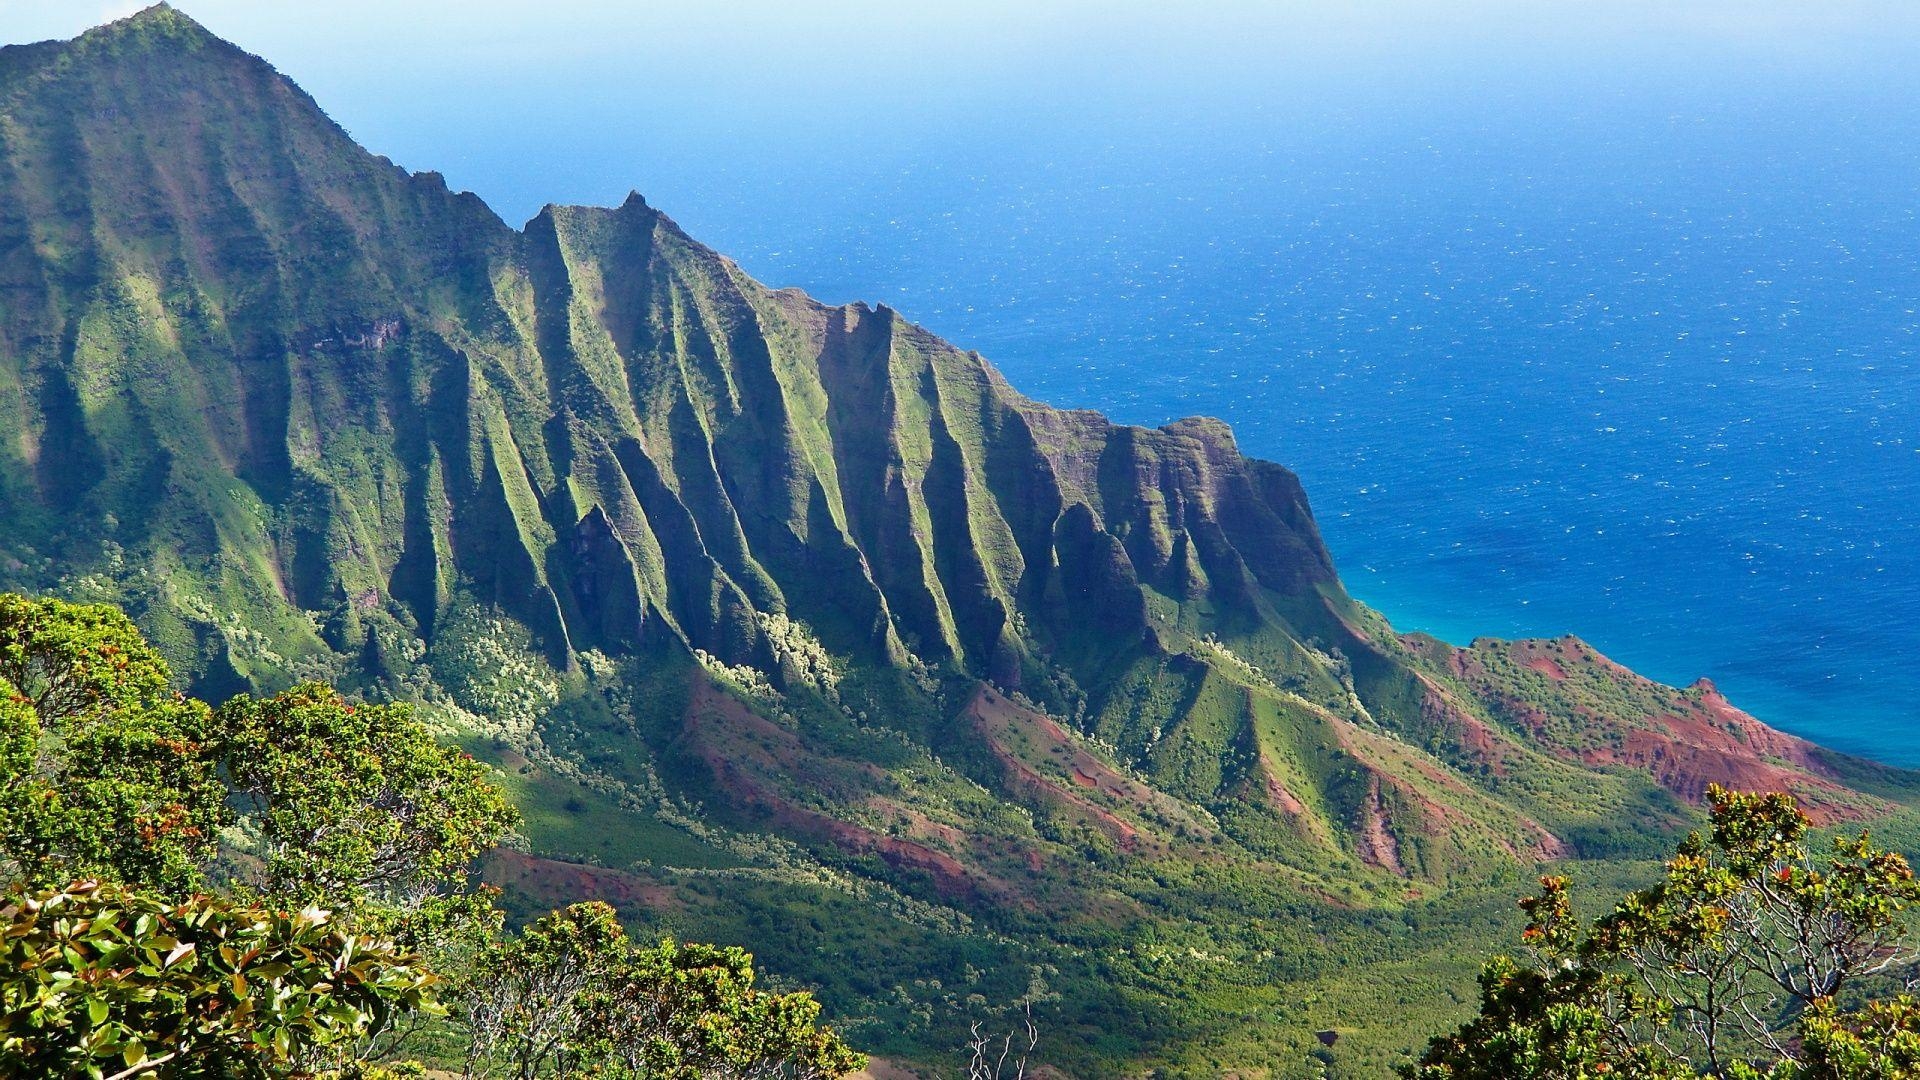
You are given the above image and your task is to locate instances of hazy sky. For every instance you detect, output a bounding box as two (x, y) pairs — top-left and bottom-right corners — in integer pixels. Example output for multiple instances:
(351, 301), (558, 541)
(5, 1), (1918, 226)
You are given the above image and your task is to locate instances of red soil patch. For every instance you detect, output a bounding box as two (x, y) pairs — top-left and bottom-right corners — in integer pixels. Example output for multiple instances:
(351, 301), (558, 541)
(1525, 656), (1569, 680)
(967, 687), (1144, 849)
(1331, 708), (1569, 864)
(965, 685), (1215, 855)
(1353, 775), (1404, 875)
(1453, 639), (1890, 827)
(681, 676), (989, 901)
(1576, 684), (1879, 826)
(484, 849), (680, 912)
(862, 797), (970, 849)
(1413, 672), (1514, 777)
(850, 1058), (935, 1080)
(1262, 772), (1308, 817)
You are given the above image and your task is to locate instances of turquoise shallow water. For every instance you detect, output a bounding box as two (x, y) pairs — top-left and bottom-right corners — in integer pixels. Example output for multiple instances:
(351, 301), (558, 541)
(622, 96), (1920, 764)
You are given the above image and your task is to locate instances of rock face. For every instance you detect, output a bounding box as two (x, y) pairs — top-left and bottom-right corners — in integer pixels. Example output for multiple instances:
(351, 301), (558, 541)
(0, 6), (1331, 692)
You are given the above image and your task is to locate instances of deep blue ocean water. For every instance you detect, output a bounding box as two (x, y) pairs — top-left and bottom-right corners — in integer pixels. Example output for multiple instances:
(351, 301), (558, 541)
(616, 95), (1920, 764)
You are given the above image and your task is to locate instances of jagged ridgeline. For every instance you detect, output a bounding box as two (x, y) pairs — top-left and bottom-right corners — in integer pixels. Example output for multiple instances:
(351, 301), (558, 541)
(5, 7), (1917, 1074)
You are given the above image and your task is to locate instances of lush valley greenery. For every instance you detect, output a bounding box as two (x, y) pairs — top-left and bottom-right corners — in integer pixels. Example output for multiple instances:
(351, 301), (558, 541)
(5, 6), (1920, 1076)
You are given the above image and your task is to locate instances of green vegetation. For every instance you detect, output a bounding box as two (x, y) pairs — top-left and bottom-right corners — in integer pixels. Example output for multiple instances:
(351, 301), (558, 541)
(0, 880), (438, 1078)
(3, 7), (1920, 1075)
(1412, 787), (1920, 1079)
(0, 592), (226, 893)
(0, 594), (860, 1078)
(458, 900), (863, 1078)
(216, 683), (519, 911)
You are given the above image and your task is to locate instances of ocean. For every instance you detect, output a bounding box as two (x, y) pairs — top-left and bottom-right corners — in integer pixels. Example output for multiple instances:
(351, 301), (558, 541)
(612, 92), (1920, 764)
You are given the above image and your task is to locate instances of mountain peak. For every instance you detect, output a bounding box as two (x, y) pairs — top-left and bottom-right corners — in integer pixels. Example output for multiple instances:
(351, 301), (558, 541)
(0, 3), (232, 71)
(85, 3), (212, 44)
(0, 4), (199, 66)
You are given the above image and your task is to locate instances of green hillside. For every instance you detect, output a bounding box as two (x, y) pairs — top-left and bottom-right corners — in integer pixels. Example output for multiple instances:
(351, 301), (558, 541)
(3, 7), (1915, 1075)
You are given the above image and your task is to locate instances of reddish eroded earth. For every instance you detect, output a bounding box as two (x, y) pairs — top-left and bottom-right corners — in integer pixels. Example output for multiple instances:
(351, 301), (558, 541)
(1526, 655), (1569, 681)
(1413, 672), (1515, 778)
(1261, 770), (1308, 817)
(1578, 680), (1882, 826)
(1451, 638), (1890, 826)
(1351, 774), (1404, 875)
(1333, 713), (1570, 864)
(485, 849), (680, 912)
(678, 675), (992, 901)
(965, 685), (1214, 854)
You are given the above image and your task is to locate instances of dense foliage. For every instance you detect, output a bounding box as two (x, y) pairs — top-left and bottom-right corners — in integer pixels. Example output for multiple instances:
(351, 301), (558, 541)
(1410, 786), (1920, 1079)
(0, 594), (226, 893)
(216, 684), (520, 916)
(0, 595), (861, 1078)
(0, 880), (437, 1078)
(458, 901), (863, 1079)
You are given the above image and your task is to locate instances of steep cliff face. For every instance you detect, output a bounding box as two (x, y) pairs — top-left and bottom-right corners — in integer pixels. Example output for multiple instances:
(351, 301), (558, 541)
(4, 9), (1915, 1070)
(0, 5), (1331, 694)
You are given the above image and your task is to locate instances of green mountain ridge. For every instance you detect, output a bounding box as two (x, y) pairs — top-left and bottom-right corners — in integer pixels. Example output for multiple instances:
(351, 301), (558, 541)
(3, 7), (1915, 1075)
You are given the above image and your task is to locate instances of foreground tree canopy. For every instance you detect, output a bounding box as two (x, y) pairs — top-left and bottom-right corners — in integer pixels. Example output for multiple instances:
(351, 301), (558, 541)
(458, 901), (866, 1079)
(1410, 785), (1920, 1079)
(0, 593), (226, 894)
(0, 880), (438, 1078)
(0, 594), (862, 1078)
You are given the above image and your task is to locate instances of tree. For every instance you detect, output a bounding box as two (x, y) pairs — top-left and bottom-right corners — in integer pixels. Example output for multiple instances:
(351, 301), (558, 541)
(1794, 996), (1920, 1080)
(0, 595), (861, 1077)
(1408, 786), (1920, 1079)
(585, 938), (867, 1079)
(0, 594), (520, 922)
(458, 901), (865, 1079)
(962, 1003), (1038, 1080)
(0, 879), (440, 1079)
(214, 682), (520, 1066)
(0, 597), (511, 1075)
(0, 595), (226, 894)
(216, 683), (520, 915)
(459, 900), (628, 1077)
